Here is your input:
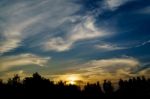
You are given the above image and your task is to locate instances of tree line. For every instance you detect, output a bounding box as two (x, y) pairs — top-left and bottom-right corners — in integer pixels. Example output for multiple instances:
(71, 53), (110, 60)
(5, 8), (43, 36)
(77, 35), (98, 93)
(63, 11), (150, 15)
(0, 72), (150, 98)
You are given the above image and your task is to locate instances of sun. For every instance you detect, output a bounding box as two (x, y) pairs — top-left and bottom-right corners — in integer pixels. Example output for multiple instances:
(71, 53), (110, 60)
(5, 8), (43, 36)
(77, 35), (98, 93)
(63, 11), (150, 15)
(66, 75), (78, 85)
(69, 80), (76, 85)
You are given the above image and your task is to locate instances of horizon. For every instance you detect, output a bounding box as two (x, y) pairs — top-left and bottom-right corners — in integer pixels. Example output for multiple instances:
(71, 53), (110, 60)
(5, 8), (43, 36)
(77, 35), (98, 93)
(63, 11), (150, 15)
(1, 72), (149, 88)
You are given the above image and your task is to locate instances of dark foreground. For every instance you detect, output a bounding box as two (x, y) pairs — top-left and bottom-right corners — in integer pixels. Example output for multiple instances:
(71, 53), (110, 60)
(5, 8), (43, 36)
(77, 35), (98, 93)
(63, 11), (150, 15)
(0, 73), (150, 98)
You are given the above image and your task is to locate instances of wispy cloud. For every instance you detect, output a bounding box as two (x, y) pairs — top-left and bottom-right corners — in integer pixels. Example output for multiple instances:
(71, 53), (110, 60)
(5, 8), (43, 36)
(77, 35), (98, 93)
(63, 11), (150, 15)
(44, 37), (73, 52)
(53, 57), (140, 82)
(138, 6), (150, 14)
(0, 53), (51, 71)
(68, 17), (106, 41)
(0, 70), (33, 81)
(103, 0), (132, 11)
(95, 43), (126, 51)
(95, 39), (150, 51)
(44, 17), (107, 52)
(0, 15), (42, 54)
(0, 39), (21, 54)
(0, 0), (124, 53)
(136, 40), (150, 47)
(0, 0), (81, 54)
(138, 68), (150, 77)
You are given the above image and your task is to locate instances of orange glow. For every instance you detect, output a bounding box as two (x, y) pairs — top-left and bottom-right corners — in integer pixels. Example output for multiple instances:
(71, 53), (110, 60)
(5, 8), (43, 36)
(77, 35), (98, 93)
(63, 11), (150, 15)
(66, 75), (79, 85)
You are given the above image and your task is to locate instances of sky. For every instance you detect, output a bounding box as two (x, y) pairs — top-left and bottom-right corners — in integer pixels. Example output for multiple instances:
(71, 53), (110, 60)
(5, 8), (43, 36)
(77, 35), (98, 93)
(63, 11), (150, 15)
(0, 0), (150, 83)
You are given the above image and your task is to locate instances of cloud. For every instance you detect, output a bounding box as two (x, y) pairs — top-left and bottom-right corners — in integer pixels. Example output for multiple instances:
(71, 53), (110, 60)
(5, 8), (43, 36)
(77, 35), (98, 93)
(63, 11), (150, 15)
(68, 17), (106, 41)
(0, 39), (21, 54)
(42, 0), (139, 52)
(138, 6), (150, 14)
(0, 53), (51, 71)
(95, 43), (126, 51)
(57, 57), (140, 82)
(138, 68), (150, 77)
(46, 57), (140, 82)
(0, 0), (119, 53)
(0, 15), (42, 54)
(44, 17), (107, 52)
(136, 40), (150, 47)
(0, 0), (81, 54)
(44, 37), (73, 52)
(140, 40), (150, 46)
(95, 39), (150, 51)
(103, 0), (132, 11)
(0, 70), (33, 81)
(80, 58), (139, 73)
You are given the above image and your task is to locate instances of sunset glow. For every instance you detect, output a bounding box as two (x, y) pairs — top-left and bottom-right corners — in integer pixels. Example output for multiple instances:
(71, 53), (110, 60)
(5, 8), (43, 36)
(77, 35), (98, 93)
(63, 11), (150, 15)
(67, 75), (78, 85)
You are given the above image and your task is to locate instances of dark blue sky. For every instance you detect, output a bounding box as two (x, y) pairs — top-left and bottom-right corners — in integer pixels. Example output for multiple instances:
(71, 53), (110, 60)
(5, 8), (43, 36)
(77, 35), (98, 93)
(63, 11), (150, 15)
(0, 0), (150, 82)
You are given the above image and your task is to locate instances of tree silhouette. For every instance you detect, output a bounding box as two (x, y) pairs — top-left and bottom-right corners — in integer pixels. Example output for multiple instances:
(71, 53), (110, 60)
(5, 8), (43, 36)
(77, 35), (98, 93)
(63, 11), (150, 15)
(0, 73), (149, 98)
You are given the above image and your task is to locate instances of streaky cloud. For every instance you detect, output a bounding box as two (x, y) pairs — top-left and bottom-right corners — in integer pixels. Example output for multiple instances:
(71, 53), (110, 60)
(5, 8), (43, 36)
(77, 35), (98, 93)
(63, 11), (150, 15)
(137, 6), (150, 14)
(44, 37), (73, 52)
(54, 57), (140, 82)
(0, 53), (51, 71)
(0, 0), (81, 54)
(103, 0), (133, 11)
(135, 40), (150, 47)
(95, 43), (126, 51)
(44, 16), (107, 52)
